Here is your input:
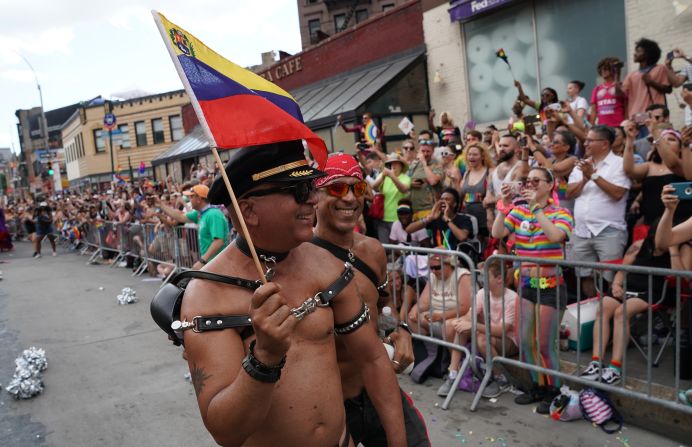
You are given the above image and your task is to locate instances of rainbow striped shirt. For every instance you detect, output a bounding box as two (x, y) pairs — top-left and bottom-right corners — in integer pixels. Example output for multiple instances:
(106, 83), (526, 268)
(504, 204), (573, 261)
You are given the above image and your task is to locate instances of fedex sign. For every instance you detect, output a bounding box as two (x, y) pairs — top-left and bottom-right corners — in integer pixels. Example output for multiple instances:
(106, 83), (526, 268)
(449, 0), (515, 23)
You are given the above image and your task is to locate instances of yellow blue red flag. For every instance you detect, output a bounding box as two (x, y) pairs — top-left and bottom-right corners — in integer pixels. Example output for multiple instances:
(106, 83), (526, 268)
(152, 11), (327, 168)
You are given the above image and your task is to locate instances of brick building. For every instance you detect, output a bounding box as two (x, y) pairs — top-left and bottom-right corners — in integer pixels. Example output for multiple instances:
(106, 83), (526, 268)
(297, 0), (409, 49)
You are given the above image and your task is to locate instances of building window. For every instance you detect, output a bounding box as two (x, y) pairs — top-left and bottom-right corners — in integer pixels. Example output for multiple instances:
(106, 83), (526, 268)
(152, 118), (165, 144)
(355, 9), (368, 23)
(334, 14), (346, 31)
(118, 124), (131, 149)
(462, 0), (625, 123)
(135, 121), (147, 146)
(169, 115), (183, 141)
(93, 129), (105, 153)
(308, 19), (320, 39)
(382, 4), (395, 12)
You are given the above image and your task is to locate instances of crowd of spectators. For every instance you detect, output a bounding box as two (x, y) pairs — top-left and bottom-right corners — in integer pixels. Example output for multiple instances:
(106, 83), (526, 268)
(2, 37), (691, 412)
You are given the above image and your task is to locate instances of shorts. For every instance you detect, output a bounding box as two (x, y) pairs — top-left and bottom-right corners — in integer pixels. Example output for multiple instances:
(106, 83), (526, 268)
(519, 284), (567, 309)
(35, 227), (55, 237)
(571, 227), (628, 280)
(345, 388), (430, 447)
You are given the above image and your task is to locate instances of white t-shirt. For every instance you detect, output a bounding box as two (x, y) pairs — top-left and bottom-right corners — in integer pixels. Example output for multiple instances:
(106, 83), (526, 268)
(389, 220), (428, 245)
(429, 268), (470, 314)
(566, 96), (589, 124)
(475, 288), (518, 345)
(568, 150), (631, 238)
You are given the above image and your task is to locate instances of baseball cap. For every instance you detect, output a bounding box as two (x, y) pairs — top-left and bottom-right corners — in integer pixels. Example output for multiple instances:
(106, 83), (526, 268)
(208, 140), (324, 206)
(314, 153), (363, 188)
(183, 184), (209, 199)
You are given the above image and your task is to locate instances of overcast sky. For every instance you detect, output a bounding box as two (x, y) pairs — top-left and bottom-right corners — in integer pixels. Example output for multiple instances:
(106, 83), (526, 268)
(0, 0), (302, 153)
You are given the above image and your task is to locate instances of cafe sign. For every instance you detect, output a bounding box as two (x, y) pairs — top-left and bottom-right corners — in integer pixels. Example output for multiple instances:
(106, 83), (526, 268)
(259, 56), (303, 82)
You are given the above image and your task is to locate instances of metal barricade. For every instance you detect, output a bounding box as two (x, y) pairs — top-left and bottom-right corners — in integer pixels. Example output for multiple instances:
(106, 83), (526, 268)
(382, 244), (478, 410)
(139, 223), (177, 282)
(79, 221), (101, 257)
(174, 225), (200, 270)
(472, 254), (692, 415)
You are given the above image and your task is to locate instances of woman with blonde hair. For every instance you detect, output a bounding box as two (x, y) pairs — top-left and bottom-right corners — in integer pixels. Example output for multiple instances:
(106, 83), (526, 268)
(459, 143), (495, 238)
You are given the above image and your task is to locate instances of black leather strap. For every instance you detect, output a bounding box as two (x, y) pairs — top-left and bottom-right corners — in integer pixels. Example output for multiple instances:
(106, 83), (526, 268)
(173, 269), (262, 291)
(316, 262), (355, 306)
(236, 236), (289, 263)
(310, 236), (386, 294)
(193, 314), (253, 332)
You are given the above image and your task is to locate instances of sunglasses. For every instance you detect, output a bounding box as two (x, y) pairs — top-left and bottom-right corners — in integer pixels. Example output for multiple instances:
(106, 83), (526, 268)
(418, 139), (435, 145)
(324, 181), (368, 198)
(440, 152), (453, 157)
(524, 177), (549, 186)
(243, 181), (315, 204)
(403, 146), (415, 151)
(429, 264), (442, 271)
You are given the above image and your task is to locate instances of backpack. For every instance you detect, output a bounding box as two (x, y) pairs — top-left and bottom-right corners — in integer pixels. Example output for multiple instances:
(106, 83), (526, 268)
(578, 387), (623, 433)
(457, 355), (486, 393)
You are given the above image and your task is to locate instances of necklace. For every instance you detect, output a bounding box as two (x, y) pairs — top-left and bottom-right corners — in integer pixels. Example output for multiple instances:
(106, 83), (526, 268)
(235, 236), (289, 280)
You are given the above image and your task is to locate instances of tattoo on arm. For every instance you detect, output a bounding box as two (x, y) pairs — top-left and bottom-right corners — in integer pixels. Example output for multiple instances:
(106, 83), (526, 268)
(624, 241), (642, 258)
(191, 363), (211, 398)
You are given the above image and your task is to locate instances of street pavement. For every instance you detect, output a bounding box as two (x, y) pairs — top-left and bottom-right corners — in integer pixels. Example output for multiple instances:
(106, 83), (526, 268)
(0, 241), (687, 447)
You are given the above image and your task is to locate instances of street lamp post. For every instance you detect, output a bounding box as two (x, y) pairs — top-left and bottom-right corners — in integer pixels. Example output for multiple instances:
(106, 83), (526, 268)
(16, 52), (51, 193)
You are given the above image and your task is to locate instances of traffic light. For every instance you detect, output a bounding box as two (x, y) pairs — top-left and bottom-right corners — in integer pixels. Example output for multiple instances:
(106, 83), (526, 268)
(48, 168), (54, 176)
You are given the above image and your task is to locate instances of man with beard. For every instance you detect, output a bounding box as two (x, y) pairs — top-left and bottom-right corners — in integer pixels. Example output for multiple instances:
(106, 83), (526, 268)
(181, 141), (406, 446)
(484, 134), (529, 208)
(312, 153), (430, 446)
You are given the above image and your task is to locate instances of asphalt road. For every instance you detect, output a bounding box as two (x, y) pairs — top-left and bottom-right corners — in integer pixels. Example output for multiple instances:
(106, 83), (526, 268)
(0, 241), (686, 447)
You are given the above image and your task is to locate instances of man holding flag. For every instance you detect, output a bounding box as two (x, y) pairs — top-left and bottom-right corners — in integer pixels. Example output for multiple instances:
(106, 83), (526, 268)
(152, 11), (406, 446)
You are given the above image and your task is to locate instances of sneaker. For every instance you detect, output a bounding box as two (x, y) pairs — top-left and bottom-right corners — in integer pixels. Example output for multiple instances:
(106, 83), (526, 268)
(52, 251), (57, 257)
(536, 387), (559, 415)
(579, 360), (601, 380)
(514, 387), (542, 405)
(34, 253), (41, 259)
(118, 261), (127, 268)
(600, 367), (621, 385)
(437, 377), (454, 397)
(495, 374), (510, 393)
(482, 380), (502, 398)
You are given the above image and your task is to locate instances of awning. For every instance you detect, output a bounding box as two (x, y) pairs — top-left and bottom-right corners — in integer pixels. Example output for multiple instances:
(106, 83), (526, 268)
(448, 0), (516, 23)
(292, 47), (425, 129)
(151, 125), (210, 166)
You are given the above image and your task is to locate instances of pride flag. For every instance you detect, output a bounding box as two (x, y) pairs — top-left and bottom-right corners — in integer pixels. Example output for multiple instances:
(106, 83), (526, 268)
(152, 11), (327, 168)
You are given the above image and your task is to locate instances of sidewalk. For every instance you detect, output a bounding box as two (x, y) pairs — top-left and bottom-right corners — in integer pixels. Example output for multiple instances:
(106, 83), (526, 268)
(0, 242), (687, 446)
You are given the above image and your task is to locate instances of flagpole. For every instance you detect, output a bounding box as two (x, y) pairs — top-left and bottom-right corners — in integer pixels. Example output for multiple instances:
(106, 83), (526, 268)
(152, 10), (267, 283)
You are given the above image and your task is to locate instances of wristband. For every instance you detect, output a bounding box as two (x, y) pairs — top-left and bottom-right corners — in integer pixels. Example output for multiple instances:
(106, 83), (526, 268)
(398, 321), (412, 335)
(199, 258), (208, 265)
(241, 340), (286, 383)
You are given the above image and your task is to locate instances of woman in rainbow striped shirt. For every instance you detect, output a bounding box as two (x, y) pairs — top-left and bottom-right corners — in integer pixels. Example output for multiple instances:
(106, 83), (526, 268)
(491, 167), (574, 415)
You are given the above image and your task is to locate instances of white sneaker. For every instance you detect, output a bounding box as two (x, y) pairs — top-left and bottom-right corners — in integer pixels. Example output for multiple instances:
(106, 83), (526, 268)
(600, 367), (621, 385)
(437, 377), (454, 397)
(579, 360), (601, 380)
(34, 253), (41, 259)
(52, 251), (57, 257)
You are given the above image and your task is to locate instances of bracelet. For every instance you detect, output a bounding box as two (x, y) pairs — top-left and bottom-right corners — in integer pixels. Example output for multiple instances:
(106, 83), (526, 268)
(241, 340), (286, 383)
(199, 258), (208, 265)
(398, 321), (412, 335)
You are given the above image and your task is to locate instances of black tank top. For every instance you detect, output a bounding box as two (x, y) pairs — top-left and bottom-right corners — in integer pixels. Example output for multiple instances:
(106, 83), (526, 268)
(626, 238), (670, 294)
(641, 174), (692, 225)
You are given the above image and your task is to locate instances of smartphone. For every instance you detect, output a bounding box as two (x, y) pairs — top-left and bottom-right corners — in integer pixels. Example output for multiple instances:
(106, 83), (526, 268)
(357, 142), (371, 151)
(524, 114), (541, 125)
(506, 181), (523, 196)
(633, 112), (649, 124)
(666, 50), (675, 61)
(671, 182), (692, 200)
(518, 136), (528, 147)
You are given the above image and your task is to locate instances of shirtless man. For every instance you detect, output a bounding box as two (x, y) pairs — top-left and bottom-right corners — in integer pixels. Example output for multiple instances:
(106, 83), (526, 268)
(312, 153), (430, 446)
(181, 141), (405, 446)
(483, 134), (529, 208)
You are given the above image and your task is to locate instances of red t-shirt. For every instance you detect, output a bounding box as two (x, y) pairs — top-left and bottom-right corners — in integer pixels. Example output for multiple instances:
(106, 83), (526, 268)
(590, 82), (626, 127)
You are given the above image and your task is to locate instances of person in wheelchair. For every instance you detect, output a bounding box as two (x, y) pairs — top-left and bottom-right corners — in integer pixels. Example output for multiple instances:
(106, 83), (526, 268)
(580, 219), (682, 385)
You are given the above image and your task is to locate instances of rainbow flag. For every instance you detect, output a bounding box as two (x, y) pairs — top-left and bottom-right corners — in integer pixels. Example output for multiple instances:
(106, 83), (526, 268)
(152, 11), (327, 168)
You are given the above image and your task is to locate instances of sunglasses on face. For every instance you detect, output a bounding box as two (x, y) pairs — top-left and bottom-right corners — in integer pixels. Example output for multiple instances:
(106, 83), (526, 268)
(324, 181), (368, 198)
(418, 139), (435, 145)
(403, 146), (415, 151)
(525, 177), (549, 186)
(243, 181), (315, 204)
(429, 264), (442, 271)
(440, 152), (453, 157)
